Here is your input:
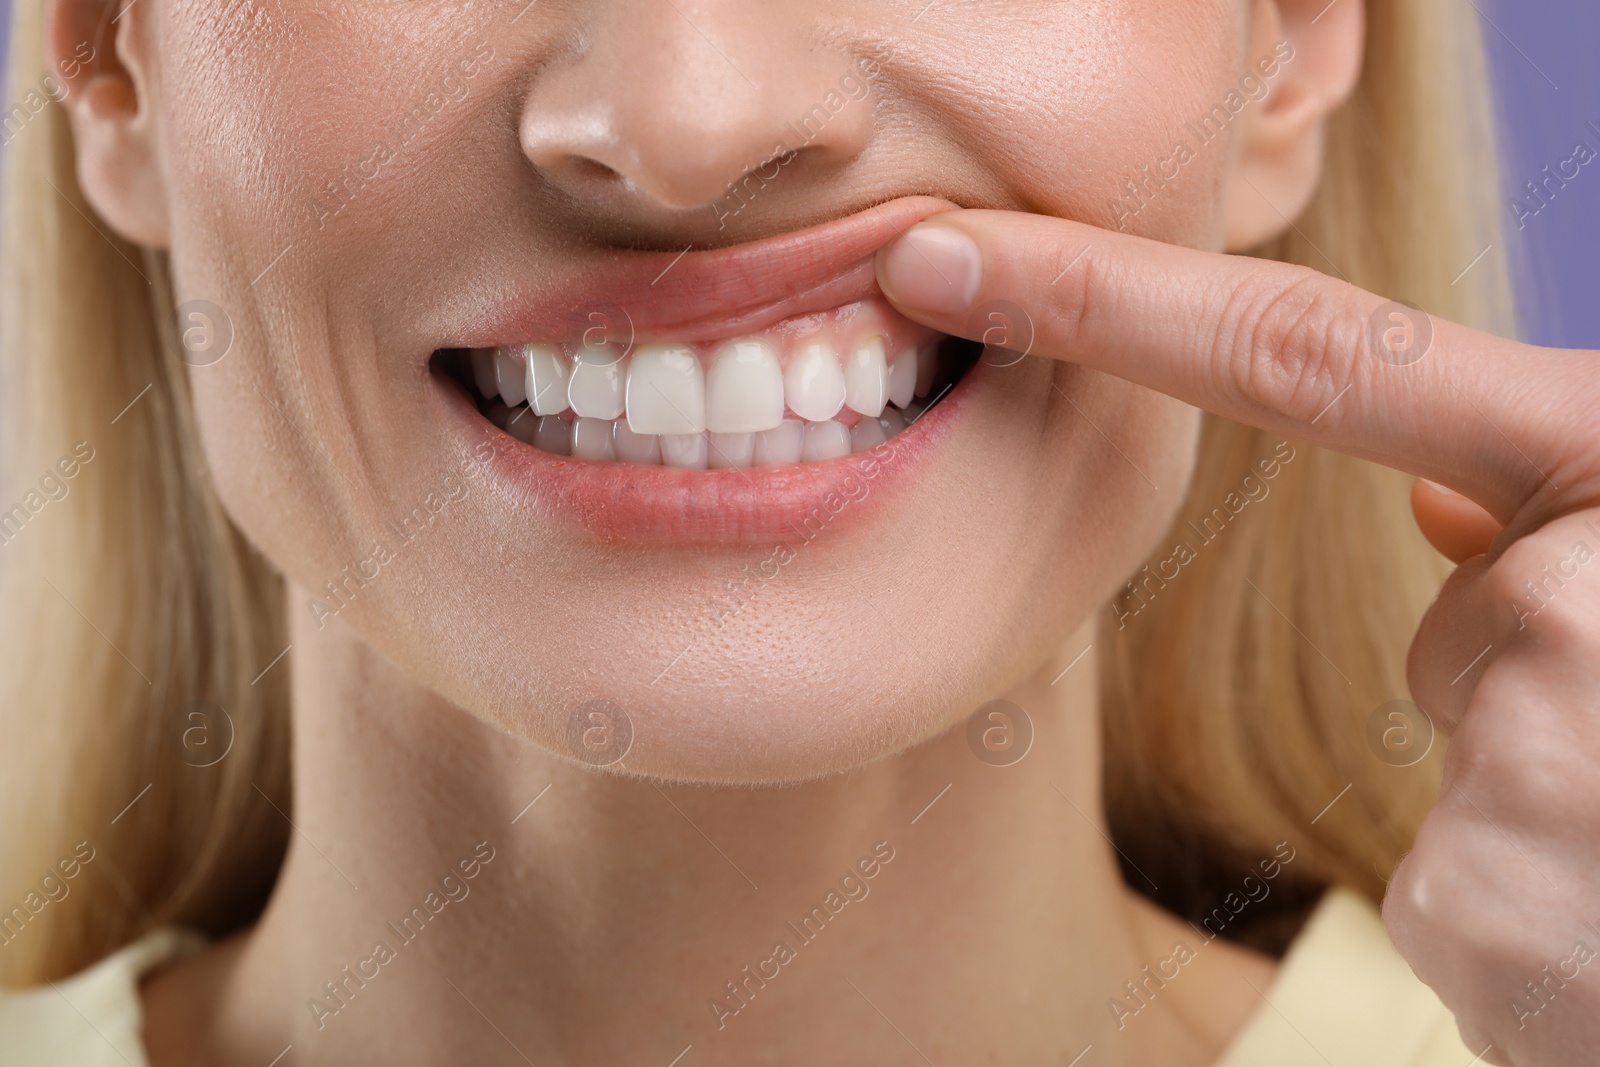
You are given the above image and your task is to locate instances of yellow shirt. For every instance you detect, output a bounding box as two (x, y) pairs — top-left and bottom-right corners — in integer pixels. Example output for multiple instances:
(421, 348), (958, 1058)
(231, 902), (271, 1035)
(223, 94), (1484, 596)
(0, 890), (1473, 1065)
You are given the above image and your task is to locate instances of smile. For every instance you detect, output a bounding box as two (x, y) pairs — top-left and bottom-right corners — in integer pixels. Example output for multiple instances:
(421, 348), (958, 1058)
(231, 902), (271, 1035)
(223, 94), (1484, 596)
(425, 196), (982, 543)
(437, 297), (977, 468)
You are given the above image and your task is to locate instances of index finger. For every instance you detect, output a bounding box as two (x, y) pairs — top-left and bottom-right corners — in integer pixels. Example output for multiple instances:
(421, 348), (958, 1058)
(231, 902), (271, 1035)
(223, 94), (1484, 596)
(874, 209), (1596, 525)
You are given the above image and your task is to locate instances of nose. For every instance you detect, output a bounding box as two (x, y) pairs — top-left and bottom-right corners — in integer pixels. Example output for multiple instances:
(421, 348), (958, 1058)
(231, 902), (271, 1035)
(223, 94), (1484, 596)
(519, 3), (876, 213)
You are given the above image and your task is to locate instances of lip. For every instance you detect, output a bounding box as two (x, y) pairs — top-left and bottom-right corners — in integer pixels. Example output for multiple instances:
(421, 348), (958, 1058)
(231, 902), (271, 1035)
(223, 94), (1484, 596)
(455, 195), (960, 349)
(432, 194), (975, 545)
(435, 365), (970, 544)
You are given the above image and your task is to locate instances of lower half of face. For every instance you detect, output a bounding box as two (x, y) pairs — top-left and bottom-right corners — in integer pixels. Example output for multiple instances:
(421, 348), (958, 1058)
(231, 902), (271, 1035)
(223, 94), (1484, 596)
(172, 0), (1242, 782)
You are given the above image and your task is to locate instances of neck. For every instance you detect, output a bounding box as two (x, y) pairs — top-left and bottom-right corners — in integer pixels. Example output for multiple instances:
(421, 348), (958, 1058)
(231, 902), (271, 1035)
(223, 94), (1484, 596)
(164, 600), (1269, 1066)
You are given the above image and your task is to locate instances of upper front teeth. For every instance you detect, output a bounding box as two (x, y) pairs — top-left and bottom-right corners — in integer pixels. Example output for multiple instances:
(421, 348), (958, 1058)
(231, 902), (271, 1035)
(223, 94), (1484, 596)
(568, 344), (626, 420)
(705, 338), (784, 433)
(485, 332), (924, 436)
(625, 344), (704, 435)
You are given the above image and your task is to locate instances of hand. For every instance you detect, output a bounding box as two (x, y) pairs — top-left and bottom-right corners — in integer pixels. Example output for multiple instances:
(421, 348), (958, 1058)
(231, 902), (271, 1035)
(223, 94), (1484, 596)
(875, 210), (1600, 1066)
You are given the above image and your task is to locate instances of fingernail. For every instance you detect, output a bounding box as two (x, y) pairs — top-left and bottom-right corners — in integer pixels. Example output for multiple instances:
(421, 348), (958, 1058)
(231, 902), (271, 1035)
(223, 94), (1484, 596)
(878, 224), (983, 316)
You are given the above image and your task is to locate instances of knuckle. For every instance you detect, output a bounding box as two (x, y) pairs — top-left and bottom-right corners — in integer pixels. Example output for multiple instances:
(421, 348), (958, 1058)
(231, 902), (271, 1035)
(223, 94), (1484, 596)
(1387, 814), (1530, 971)
(1486, 535), (1600, 649)
(1213, 268), (1361, 420)
(1452, 693), (1572, 819)
(1050, 248), (1105, 354)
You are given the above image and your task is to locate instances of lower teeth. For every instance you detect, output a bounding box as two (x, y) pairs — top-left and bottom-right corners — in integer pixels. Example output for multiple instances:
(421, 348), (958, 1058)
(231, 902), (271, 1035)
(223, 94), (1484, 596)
(486, 407), (926, 468)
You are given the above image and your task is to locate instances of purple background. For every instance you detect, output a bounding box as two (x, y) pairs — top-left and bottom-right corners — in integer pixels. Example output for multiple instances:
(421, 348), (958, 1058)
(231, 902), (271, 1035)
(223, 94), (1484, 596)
(1, 1), (1596, 346)
(1476, 3), (1600, 347)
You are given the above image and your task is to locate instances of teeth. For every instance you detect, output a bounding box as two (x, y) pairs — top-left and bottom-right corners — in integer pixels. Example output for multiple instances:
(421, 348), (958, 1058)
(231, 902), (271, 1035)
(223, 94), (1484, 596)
(844, 335), (889, 418)
(888, 348), (917, 410)
(626, 344), (706, 435)
(568, 344), (626, 420)
(850, 417), (888, 452)
(472, 324), (952, 466)
(534, 414), (571, 456)
(472, 349), (499, 400)
(613, 421), (662, 465)
(495, 349), (528, 406)
(571, 417), (617, 461)
(523, 344), (571, 416)
(784, 338), (846, 423)
(706, 338), (784, 434)
(707, 431), (756, 469)
(754, 419), (805, 465)
(660, 432), (709, 470)
(801, 420), (852, 462)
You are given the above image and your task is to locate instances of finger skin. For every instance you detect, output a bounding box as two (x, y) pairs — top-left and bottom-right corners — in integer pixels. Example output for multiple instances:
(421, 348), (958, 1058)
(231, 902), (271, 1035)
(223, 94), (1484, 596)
(875, 210), (1600, 526)
(1389, 510), (1600, 1067)
(1406, 556), (1494, 734)
(1412, 479), (1503, 564)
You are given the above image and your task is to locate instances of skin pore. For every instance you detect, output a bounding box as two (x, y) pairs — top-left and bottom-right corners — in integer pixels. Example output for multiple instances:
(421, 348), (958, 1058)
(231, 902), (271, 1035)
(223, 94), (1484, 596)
(50, 0), (1366, 1061)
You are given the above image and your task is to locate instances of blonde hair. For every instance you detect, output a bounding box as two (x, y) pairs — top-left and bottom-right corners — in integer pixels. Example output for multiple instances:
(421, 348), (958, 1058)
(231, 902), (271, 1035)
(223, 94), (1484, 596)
(1, 0), (1514, 981)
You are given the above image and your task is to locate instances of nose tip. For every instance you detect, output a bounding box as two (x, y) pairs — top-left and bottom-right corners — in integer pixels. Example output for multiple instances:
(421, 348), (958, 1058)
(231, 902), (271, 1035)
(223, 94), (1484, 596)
(519, 11), (875, 213)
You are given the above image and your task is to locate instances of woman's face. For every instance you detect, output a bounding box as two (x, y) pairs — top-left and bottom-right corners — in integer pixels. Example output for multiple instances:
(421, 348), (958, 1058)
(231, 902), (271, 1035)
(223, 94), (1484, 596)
(153, 0), (1263, 781)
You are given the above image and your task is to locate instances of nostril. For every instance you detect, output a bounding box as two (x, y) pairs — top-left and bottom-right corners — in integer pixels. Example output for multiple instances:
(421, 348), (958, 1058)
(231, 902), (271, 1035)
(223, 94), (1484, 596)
(533, 154), (628, 194)
(569, 157), (623, 184)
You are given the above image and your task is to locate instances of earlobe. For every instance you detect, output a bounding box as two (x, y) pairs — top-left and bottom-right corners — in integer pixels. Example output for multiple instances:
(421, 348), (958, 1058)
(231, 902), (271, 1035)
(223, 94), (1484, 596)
(46, 0), (170, 249)
(1223, 0), (1365, 251)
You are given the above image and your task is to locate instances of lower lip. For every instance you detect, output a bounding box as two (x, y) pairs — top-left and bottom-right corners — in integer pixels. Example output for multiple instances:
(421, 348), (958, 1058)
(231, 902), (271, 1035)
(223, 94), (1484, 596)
(432, 362), (973, 546)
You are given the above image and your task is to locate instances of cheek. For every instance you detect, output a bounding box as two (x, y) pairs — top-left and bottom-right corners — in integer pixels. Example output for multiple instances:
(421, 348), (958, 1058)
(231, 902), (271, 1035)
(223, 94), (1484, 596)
(927, 0), (1247, 247)
(157, 1), (505, 304)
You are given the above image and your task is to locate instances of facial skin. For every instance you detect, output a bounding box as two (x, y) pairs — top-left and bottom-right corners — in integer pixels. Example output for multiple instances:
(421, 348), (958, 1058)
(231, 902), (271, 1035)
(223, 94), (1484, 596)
(54, 0), (1359, 785)
(50, 0), (1376, 1063)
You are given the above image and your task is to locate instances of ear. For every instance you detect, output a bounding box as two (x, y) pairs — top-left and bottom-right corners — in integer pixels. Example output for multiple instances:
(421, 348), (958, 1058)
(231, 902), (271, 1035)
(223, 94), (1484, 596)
(1224, 0), (1365, 251)
(46, 0), (170, 248)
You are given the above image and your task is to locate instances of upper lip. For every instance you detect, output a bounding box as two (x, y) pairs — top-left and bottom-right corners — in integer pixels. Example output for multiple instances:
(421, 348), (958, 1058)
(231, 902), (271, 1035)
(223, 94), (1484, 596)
(458, 195), (958, 349)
